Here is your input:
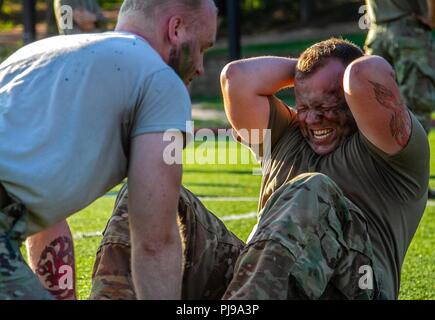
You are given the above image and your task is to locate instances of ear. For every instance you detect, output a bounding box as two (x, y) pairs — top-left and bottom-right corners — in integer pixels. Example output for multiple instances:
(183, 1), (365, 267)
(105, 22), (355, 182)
(167, 15), (188, 45)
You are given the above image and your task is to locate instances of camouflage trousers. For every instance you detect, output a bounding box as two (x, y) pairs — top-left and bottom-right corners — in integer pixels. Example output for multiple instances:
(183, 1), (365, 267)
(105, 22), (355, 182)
(365, 16), (435, 133)
(0, 197), (53, 300)
(90, 183), (245, 300)
(91, 173), (383, 300)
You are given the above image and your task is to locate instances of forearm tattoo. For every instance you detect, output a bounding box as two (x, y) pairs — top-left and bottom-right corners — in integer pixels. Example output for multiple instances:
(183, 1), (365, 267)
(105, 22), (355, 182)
(36, 236), (75, 300)
(368, 80), (411, 147)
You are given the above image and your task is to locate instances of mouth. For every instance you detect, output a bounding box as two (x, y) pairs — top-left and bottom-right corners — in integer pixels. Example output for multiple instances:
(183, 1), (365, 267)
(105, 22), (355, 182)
(310, 128), (335, 142)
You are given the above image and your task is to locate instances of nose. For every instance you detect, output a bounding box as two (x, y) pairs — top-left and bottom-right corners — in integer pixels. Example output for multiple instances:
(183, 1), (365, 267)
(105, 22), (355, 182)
(305, 109), (323, 125)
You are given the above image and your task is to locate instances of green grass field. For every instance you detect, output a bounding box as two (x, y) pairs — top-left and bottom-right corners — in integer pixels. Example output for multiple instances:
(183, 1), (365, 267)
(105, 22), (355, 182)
(61, 131), (435, 300)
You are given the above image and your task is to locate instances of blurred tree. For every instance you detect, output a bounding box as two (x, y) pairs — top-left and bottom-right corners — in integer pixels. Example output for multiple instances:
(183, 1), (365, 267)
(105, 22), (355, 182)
(0, 0), (363, 38)
(215, 0), (362, 35)
(239, 0), (299, 34)
(46, 0), (57, 36)
(243, 0), (264, 10)
(227, 0), (241, 59)
(23, 0), (36, 43)
(96, 0), (122, 10)
(300, 0), (316, 24)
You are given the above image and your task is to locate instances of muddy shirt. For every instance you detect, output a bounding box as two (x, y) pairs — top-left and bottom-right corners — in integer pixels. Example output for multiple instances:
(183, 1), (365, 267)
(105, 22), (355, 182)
(256, 96), (429, 299)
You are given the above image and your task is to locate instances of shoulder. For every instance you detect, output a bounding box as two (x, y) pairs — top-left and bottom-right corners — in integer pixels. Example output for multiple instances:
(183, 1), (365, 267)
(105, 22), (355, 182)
(71, 33), (174, 80)
(144, 68), (189, 101)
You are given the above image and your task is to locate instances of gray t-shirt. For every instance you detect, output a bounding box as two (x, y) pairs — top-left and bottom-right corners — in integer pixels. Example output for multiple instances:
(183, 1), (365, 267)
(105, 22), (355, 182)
(0, 32), (191, 235)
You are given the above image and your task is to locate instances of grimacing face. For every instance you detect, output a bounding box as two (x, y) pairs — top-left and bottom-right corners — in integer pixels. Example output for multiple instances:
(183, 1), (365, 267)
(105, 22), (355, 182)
(295, 59), (357, 155)
(168, 3), (217, 85)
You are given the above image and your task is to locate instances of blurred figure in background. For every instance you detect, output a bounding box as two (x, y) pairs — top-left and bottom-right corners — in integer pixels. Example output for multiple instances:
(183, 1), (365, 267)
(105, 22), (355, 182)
(365, 0), (435, 198)
(365, 0), (434, 133)
(54, 0), (108, 34)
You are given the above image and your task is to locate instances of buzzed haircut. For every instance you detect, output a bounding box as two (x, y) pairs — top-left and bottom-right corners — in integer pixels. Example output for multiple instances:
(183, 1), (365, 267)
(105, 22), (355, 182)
(296, 38), (364, 79)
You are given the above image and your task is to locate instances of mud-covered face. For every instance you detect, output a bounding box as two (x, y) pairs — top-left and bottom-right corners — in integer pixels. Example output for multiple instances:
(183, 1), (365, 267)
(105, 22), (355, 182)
(295, 59), (357, 155)
(168, 3), (217, 85)
(168, 41), (201, 85)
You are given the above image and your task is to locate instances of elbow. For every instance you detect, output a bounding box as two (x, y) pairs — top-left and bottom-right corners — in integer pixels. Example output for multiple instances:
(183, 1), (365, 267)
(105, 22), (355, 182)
(344, 55), (394, 95)
(138, 240), (170, 257)
(133, 228), (180, 258)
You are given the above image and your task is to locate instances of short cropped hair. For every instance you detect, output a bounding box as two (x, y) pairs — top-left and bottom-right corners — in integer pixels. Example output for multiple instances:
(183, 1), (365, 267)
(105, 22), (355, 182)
(296, 38), (364, 79)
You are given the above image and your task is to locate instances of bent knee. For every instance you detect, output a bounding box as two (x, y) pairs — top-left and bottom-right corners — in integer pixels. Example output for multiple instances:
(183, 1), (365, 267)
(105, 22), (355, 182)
(258, 173), (345, 233)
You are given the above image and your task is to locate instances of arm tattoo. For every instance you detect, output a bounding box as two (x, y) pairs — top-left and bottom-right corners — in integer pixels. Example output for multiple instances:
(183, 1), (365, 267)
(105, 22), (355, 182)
(368, 80), (411, 147)
(36, 236), (76, 300)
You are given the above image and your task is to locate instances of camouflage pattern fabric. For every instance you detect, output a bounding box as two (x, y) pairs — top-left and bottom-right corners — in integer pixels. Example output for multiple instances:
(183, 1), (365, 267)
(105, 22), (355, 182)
(365, 16), (435, 133)
(223, 173), (383, 300)
(0, 201), (53, 300)
(89, 183), (244, 300)
(91, 174), (385, 300)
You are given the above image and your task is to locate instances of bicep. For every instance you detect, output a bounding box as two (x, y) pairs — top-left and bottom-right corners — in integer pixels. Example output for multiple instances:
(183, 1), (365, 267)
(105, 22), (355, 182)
(344, 56), (411, 155)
